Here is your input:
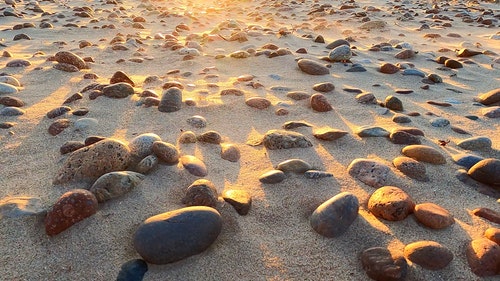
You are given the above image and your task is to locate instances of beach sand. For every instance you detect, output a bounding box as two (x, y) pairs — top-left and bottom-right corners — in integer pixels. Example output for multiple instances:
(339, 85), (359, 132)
(1, 0), (500, 280)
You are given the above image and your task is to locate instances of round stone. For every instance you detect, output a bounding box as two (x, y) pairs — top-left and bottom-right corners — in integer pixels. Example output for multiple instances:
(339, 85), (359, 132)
(380, 63), (400, 74)
(135, 155), (159, 174)
(467, 158), (500, 188)
(197, 131), (222, 144)
(276, 159), (313, 174)
(404, 241), (453, 270)
(466, 238), (500, 277)
(129, 133), (162, 159)
(133, 206), (222, 264)
(220, 144), (240, 162)
(158, 87), (182, 113)
(178, 131), (197, 144)
(414, 202), (454, 229)
(402, 145), (446, 164)
(430, 117), (450, 127)
(328, 45), (352, 62)
(368, 186), (415, 221)
(393, 156), (428, 181)
(310, 192), (359, 237)
(348, 159), (391, 188)
(116, 259), (148, 281)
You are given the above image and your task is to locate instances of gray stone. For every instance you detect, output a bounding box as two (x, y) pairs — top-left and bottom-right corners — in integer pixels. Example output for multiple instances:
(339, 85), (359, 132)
(393, 156), (428, 181)
(262, 130), (312, 150)
(392, 114), (411, 123)
(457, 136), (492, 151)
(430, 117), (450, 127)
(304, 170), (333, 179)
(158, 87), (182, 112)
(135, 155), (159, 174)
(361, 247), (408, 281)
(328, 45), (352, 62)
(129, 133), (162, 159)
(116, 259), (148, 281)
(310, 192), (359, 237)
(276, 159), (312, 173)
(90, 171), (145, 202)
(180, 155), (208, 177)
(452, 154), (484, 169)
(74, 118), (98, 131)
(187, 115), (207, 128)
(355, 126), (390, 137)
(0, 82), (18, 95)
(133, 206), (222, 264)
(182, 179), (218, 208)
(259, 170), (286, 184)
(348, 159), (391, 188)
(0, 106), (24, 116)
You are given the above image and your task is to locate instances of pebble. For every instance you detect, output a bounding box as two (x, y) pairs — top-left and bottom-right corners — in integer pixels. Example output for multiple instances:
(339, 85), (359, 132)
(356, 93), (377, 104)
(310, 192), (359, 237)
(394, 89), (414, 95)
(467, 158), (500, 188)
(245, 97), (271, 109)
(430, 117), (450, 128)
(310, 93), (333, 112)
(395, 49), (415, 59)
(414, 203), (455, 229)
(197, 131), (222, 144)
(220, 144), (240, 162)
(404, 241), (453, 270)
(346, 65), (367, 72)
(74, 118), (98, 132)
(90, 171), (145, 203)
(347, 159), (391, 188)
(390, 131), (421, 145)
(220, 89), (244, 96)
(466, 238), (500, 277)
(444, 59), (463, 69)
(368, 186), (415, 221)
(103, 83), (134, 99)
(481, 106), (500, 118)
(129, 133), (162, 159)
(457, 48), (482, 57)
(63, 92), (83, 104)
(355, 125), (390, 137)
(304, 170), (333, 179)
(133, 206), (222, 264)
(46, 106), (71, 119)
(477, 88), (500, 105)
(452, 154), (484, 169)
(158, 87), (182, 113)
(116, 259), (148, 281)
(402, 69), (425, 77)
(262, 130), (312, 150)
(135, 155), (158, 174)
(45, 189), (98, 236)
(328, 45), (352, 62)
(182, 179), (218, 208)
(0, 82), (18, 95)
(286, 91), (310, 100)
(313, 127), (348, 141)
(180, 155), (208, 177)
(259, 170), (286, 184)
(385, 95), (403, 111)
(60, 141), (85, 154)
(282, 121), (313, 130)
(0, 196), (45, 218)
(380, 63), (400, 74)
(0, 76), (21, 87)
(392, 114), (411, 123)
(361, 247), (408, 281)
(276, 159), (312, 174)
(427, 100), (452, 107)
(54, 51), (88, 70)
(402, 145), (446, 164)
(186, 115), (207, 128)
(484, 228), (500, 245)
(222, 189), (251, 215)
(393, 156), (429, 181)
(312, 82), (335, 92)
(110, 71), (135, 86)
(0, 106), (25, 116)
(54, 139), (131, 184)
(457, 136), (492, 151)
(48, 119), (71, 136)
(297, 59), (329, 75)
(178, 131), (197, 144)
(6, 59), (31, 67)
(326, 39), (350, 49)
(473, 207), (500, 224)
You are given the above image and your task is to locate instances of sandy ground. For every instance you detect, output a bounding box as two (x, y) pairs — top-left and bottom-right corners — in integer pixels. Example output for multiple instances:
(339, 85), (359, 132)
(1, 0), (500, 280)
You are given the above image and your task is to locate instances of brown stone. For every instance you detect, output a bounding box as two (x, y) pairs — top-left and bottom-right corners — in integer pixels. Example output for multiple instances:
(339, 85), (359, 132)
(361, 247), (408, 281)
(222, 189), (251, 215)
(472, 208), (500, 224)
(402, 145), (446, 164)
(245, 97), (271, 109)
(392, 156), (428, 181)
(310, 93), (332, 112)
(414, 202), (454, 229)
(466, 238), (500, 276)
(152, 141), (179, 165)
(54, 51), (88, 69)
(182, 179), (218, 208)
(368, 186), (415, 221)
(380, 63), (400, 74)
(220, 144), (240, 162)
(485, 228), (500, 245)
(110, 70), (135, 86)
(404, 241), (453, 270)
(48, 119), (71, 136)
(297, 59), (330, 75)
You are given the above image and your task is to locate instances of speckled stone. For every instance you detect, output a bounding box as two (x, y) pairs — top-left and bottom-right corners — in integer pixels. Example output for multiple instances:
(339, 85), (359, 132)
(393, 156), (428, 181)
(129, 133), (162, 159)
(348, 159), (392, 188)
(368, 186), (415, 221)
(222, 189), (252, 215)
(361, 247), (408, 281)
(328, 45), (352, 62)
(186, 115), (207, 128)
(54, 51), (88, 69)
(245, 97), (271, 109)
(310, 192), (359, 237)
(310, 93), (333, 112)
(182, 179), (218, 208)
(262, 130), (312, 150)
(90, 171), (145, 202)
(430, 117), (450, 127)
(197, 131), (222, 144)
(178, 131), (197, 144)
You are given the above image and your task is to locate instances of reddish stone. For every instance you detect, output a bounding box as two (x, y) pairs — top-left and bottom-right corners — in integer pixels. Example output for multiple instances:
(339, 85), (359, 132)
(310, 93), (333, 112)
(380, 63), (400, 74)
(368, 186), (415, 221)
(414, 202), (454, 229)
(485, 228), (500, 245)
(466, 238), (500, 276)
(45, 189), (98, 236)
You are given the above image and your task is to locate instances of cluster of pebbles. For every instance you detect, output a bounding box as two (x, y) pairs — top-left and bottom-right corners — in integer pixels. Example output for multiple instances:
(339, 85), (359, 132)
(1, 0), (500, 280)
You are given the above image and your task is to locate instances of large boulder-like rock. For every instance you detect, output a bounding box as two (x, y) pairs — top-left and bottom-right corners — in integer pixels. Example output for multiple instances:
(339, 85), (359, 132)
(133, 206), (222, 264)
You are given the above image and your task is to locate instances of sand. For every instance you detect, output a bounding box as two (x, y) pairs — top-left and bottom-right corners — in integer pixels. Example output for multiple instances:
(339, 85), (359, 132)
(1, 0), (500, 280)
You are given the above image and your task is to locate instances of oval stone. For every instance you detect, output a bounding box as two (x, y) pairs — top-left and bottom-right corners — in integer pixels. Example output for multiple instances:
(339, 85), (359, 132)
(116, 259), (148, 281)
(197, 130), (222, 144)
(393, 156), (428, 181)
(466, 238), (500, 277)
(361, 247), (408, 281)
(404, 241), (453, 270)
(180, 155), (208, 177)
(368, 186), (415, 221)
(133, 206), (222, 264)
(310, 192), (359, 237)
(276, 159), (313, 174)
(89, 171), (145, 202)
(220, 144), (240, 162)
(297, 59), (329, 75)
(54, 51), (88, 69)
(259, 170), (285, 184)
(313, 127), (348, 141)
(348, 159), (391, 188)
(103, 82), (134, 98)
(452, 154), (484, 169)
(135, 155), (158, 174)
(129, 133), (162, 159)
(262, 130), (312, 150)
(457, 136), (492, 151)
(467, 158), (500, 188)
(310, 93), (333, 112)
(355, 126), (390, 137)
(45, 189), (98, 236)
(414, 202), (454, 229)
(485, 228), (500, 245)
(402, 145), (446, 164)
(245, 97), (271, 109)
(182, 179), (218, 208)
(152, 141), (179, 165)
(328, 45), (352, 62)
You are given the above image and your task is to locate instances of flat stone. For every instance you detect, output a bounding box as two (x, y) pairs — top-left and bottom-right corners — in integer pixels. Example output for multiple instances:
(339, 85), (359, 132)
(48, 119), (71, 136)
(452, 154), (484, 169)
(348, 159), (391, 188)
(45, 189), (98, 236)
(404, 241), (453, 270)
(310, 192), (359, 237)
(116, 259), (148, 281)
(133, 206), (222, 264)
(481, 106), (500, 118)
(262, 130), (312, 150)
(393, 156), (428, 181)
(402, 69), (425, 77)
(259, 170), (286, 184)
(466, 238), (500, 277)
(313, 127), (348, 141)
(310, 93), (333, 112)
(392, 114), (411, 123)
(0, 76), (21, 87)
(312, 82), (335, 92)
(402, 145), (446, 164)
(457, 136), (492, 151)
(74, 118), (98, 131)
(472, 208), (500, 224)
(368, 186), (415, 221)
(180, 155), (208, 177)
(129, 133), (162, 159)
(477, 88), (500, 105)
(326, 39), (350, 49)
(0, 106), (24, 116)
(152, 141), (179, 165)
(414, 202), (454, 229)
(389, 131), (421, 145)
(182, 179), (218, 208)
(276, 159), (312, 174)
(110, 71), (135, 86)
(282, 121), (313, 130)
(60, 141), (85, 155)
(356, 93), (377, 104)
(245, 97), (271, 109)
(380, 63), (399, 74)
(394, 89), (414, 94)
(0, 82), (18, 95)
(0, 96), (23, 107)
(54, 139), (131, 184)
(468, 158), (500, 188)
(103, 82), (134, 98)
(297, 59), (329, 75)
(222, 189), (251, 215)
(304, 170), (333, 179)
(355, 126), (390, 137)
(90, 171), (145, 202)
(361, 247), (408, 281)
(286, 91), (310, 100)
